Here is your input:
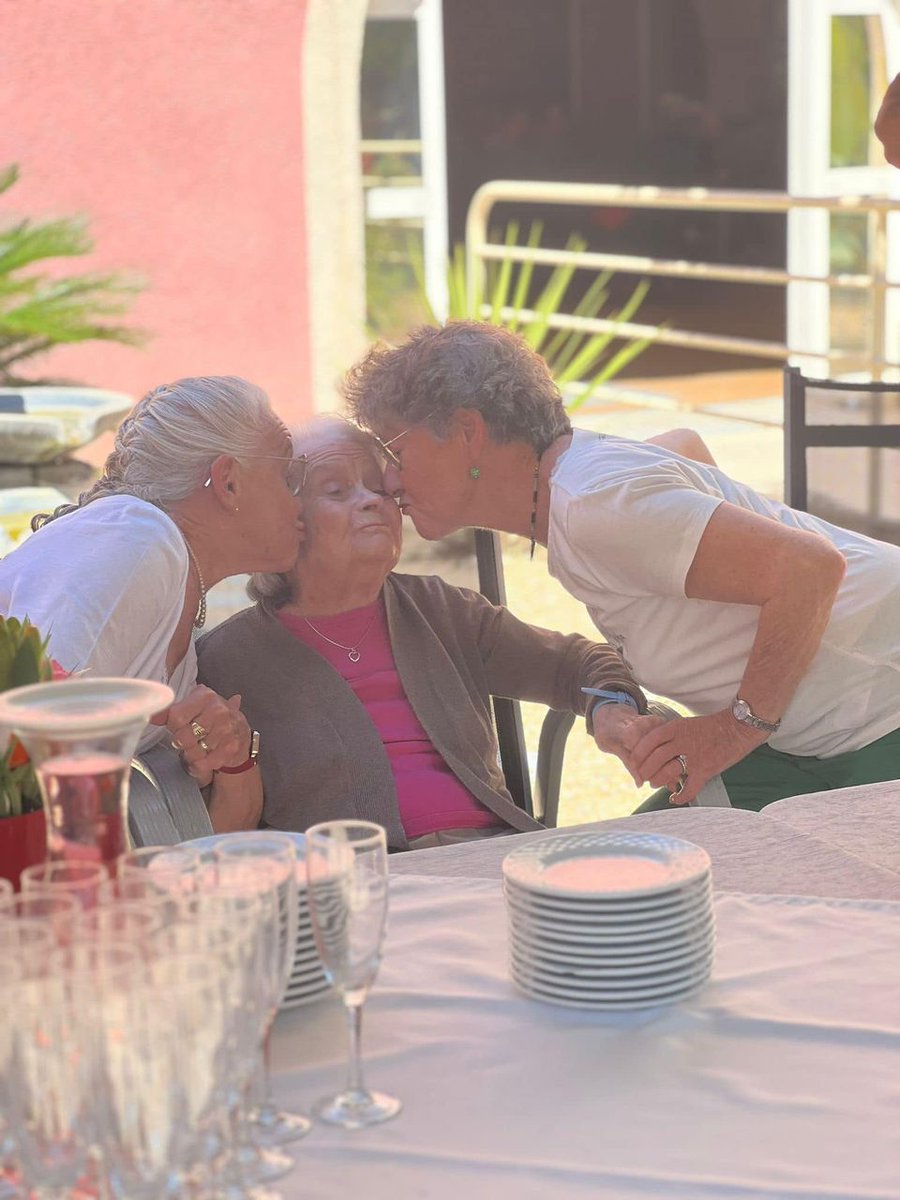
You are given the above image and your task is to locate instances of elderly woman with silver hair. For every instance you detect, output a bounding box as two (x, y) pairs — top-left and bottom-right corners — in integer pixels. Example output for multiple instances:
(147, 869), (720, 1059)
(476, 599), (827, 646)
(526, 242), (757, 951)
(0, 375), (304, 828)
(195, 416), (655, 848)
(344, 321), (900, 812)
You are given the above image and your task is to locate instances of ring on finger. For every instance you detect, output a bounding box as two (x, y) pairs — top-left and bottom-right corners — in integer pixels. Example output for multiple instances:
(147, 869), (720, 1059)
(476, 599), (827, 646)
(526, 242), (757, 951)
(191, 721), (208, 742)
(198, 738), (210, 754)
(670, 753), (689, 799)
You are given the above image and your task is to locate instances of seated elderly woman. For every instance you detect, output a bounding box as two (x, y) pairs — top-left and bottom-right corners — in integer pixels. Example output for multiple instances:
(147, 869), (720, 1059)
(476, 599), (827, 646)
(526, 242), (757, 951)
(195, 417), (657, 849)
(0, 375), (304, 828)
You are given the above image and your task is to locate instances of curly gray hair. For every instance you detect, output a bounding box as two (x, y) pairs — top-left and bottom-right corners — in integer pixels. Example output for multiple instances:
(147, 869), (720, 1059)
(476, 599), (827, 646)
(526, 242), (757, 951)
(33, 375), (280, 528)
(343, 321), (571, 453)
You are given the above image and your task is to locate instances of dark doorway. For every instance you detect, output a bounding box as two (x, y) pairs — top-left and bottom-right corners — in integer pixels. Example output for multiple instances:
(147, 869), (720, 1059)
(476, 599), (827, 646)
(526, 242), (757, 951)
(442, 0), (789, 377)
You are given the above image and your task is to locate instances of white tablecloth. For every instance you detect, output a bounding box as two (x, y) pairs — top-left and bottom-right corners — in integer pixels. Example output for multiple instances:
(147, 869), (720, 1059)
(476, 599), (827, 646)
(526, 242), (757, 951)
(391, 806), (900, 899)
(271, 874), (900, 1199)
(763, 779), (900, 875)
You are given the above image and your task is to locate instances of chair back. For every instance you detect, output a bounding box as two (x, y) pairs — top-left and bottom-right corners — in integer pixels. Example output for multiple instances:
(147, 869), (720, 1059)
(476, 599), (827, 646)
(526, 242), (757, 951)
(783, 366), (900, 541)
(474, 529), (535, 817)
(128, 742), (213, 847)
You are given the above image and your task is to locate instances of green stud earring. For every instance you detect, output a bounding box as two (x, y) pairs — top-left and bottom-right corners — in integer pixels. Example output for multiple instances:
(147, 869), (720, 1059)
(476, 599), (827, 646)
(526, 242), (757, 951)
(469, 466), (481, 480)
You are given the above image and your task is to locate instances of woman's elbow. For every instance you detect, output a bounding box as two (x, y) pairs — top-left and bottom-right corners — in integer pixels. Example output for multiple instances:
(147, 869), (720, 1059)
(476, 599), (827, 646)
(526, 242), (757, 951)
(801, 536), (846, 599)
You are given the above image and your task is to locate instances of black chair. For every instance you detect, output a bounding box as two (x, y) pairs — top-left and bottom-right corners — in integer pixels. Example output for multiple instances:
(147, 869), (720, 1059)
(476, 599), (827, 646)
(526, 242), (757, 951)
(783, 366), (900, 541)
(474, 529), (576, 827)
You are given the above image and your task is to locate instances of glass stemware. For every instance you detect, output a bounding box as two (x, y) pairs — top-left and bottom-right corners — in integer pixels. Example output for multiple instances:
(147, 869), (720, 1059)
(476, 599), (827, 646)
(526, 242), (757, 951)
(306, 819), (401, 1130)
(0, 678), (173, 868)
(20, 861), (107, 909)
(213, 834), (311, 1151)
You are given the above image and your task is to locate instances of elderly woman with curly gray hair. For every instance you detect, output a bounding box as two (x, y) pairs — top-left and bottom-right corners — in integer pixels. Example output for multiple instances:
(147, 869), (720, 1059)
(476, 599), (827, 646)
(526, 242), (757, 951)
(344, 321), (900, 812)
(0, 375), (304, 829)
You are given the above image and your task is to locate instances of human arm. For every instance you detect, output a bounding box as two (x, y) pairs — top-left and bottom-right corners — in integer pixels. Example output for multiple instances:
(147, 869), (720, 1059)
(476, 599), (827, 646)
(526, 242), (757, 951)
(153, 685), (263, 831)
(631, 503), (846, 801)
(875, 73), (900, 167)
(436, 584), (692, 787)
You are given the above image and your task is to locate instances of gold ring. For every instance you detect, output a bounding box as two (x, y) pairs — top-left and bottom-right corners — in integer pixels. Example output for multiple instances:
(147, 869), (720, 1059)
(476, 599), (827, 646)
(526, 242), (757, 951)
(191, 721), (208, 742)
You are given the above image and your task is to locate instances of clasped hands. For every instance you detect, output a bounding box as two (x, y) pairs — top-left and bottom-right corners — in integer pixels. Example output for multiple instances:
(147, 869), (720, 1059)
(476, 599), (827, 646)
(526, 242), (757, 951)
(591, 705), (766, 804)
(151, 684), (252, 787)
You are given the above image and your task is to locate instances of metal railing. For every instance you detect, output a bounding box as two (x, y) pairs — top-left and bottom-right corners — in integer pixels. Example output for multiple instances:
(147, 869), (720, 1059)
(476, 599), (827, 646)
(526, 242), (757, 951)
(465, 181), (900, 382)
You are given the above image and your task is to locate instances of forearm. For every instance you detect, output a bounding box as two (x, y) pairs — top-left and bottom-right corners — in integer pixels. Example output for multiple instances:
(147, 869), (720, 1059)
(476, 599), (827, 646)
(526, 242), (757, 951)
(207, 769), (263, 832)
(735, 544), (846, 726)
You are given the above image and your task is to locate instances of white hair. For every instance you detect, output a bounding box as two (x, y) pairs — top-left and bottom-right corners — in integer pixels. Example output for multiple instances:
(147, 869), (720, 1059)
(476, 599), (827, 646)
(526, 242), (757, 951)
(34, 375), (281, 527)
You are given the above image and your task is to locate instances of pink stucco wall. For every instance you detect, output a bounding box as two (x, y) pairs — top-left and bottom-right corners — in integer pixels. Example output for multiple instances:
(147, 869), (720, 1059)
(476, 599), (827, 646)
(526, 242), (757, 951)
(1, 0), (312, 431)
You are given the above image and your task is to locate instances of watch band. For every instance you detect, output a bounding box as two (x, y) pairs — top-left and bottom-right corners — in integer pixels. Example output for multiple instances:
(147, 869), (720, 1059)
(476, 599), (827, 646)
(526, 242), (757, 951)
(582, 688), (640, 724)
(217, 729), (261, 775)
(731, 697), (781, 733)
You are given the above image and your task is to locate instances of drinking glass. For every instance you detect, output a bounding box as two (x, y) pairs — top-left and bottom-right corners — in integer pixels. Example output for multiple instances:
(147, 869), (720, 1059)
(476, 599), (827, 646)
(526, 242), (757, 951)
(306, 820), (401, 1129)
(20, 861), (107, 909)
(213, 835), (310, 1149)
(0, 678), (173, 868)
(1, 893), (78, 945)
(189, 871), (282, 1200)
(8, 941), (138, 1200)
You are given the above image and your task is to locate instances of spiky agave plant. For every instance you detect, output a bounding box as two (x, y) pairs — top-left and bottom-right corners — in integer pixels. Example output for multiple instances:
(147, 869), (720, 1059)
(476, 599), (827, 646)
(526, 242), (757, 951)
(420, 219), (656, 412)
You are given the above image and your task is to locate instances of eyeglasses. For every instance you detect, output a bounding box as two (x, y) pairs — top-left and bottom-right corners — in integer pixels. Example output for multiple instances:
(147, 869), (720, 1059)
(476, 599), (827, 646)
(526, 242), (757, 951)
(203, 454), (308, 497)
(372, 412), (436, 471)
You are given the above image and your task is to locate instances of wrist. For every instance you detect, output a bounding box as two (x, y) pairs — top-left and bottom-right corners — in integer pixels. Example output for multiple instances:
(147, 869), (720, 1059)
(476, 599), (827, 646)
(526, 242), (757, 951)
(217, 729), (260, 775)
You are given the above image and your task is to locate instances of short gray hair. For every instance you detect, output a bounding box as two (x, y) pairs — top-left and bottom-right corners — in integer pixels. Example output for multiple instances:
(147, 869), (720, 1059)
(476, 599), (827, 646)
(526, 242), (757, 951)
(343, 321), (571, 453)
(33, 375), (280, 528)
(247, 413), (381, 613)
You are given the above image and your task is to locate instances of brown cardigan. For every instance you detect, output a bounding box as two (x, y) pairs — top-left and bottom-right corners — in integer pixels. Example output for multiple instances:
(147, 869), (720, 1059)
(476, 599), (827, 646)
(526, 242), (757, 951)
(196, 572), (645, 850)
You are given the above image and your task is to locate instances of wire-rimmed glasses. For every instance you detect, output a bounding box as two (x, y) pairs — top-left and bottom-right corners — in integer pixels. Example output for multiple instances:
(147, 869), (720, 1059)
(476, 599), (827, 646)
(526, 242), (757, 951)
(203, 454), (307, 497)
(370, 411), (437, 472)
(306, 819), (401, 1130)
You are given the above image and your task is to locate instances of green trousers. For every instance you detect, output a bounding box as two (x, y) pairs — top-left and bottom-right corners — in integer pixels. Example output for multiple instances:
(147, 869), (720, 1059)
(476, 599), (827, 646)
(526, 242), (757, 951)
(635, 725), (900, 813)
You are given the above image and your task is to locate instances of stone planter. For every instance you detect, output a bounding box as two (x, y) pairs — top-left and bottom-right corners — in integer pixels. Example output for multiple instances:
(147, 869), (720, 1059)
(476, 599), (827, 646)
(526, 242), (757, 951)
(0, 808), (46, 890)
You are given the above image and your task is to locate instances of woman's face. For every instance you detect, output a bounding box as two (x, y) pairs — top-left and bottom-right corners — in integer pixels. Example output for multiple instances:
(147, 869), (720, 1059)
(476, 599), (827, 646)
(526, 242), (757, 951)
(374, 416), (474, 541)
(233, 424), (304, 572)
(294, 433), (403, 582)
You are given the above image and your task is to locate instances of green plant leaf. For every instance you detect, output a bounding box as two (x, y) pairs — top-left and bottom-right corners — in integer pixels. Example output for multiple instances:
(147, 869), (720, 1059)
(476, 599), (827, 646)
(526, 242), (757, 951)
(0, 162), (147, 383)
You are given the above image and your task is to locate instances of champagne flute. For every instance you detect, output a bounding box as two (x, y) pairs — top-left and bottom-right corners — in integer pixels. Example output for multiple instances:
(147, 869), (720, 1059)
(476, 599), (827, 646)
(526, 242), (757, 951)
(213, 834), (311, 1150)
(306, 820), (401, 1130)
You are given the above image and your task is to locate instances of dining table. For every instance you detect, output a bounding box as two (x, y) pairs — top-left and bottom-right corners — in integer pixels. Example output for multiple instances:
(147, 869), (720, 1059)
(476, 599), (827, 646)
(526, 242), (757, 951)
(269, 784), (900, 1199)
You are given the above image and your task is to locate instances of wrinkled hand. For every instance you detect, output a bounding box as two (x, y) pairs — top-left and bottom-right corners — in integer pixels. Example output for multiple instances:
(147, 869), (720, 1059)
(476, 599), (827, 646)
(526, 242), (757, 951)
(591, 706), (683, 791)
(631, 710), (766, 804)
(151, 685), (251, 786)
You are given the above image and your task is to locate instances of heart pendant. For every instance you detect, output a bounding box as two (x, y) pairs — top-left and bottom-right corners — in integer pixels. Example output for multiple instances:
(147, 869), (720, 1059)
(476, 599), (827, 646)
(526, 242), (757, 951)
(348, 649), (361, 663)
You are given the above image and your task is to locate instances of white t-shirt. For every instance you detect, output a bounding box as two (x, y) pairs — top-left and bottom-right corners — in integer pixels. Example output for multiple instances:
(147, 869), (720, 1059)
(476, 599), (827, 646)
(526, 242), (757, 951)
(0, 495), (196, 749)
(548, 429), (900, 757)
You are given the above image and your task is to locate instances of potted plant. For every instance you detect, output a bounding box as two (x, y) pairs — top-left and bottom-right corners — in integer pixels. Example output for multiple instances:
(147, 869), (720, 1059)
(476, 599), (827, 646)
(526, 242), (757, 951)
(0, 615), (63, 888)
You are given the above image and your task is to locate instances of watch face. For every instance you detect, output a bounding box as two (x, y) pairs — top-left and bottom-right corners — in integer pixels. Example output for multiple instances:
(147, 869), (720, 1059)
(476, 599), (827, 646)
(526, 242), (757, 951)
(733, 699), (751, 721)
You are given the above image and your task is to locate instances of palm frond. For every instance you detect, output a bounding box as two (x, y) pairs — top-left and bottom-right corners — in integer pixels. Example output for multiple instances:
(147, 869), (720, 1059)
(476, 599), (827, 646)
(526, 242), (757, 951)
(0, 162), (147, 382)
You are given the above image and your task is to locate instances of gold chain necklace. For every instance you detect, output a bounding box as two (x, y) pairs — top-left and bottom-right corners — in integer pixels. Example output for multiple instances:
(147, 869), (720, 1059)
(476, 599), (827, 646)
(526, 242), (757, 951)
(182, 539), (207, 630)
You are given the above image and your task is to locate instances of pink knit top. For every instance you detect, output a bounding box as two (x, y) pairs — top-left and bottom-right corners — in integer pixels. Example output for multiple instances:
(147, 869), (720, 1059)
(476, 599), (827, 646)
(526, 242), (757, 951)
(277, 599), (501, 839)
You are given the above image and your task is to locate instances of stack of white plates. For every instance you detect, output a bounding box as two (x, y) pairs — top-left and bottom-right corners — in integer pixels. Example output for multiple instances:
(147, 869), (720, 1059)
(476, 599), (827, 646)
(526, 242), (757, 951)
(187, 831), (331, 1011)
(502, 830), (714, 1011)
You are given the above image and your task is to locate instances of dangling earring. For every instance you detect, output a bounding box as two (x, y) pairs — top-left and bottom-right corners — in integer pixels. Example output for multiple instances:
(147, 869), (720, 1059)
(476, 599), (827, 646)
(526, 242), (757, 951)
(469, 466), (481, 480)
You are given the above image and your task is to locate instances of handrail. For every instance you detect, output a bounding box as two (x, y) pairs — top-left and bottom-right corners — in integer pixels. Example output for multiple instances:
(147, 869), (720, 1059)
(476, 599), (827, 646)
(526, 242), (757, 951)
(465, 181), (900, 378)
